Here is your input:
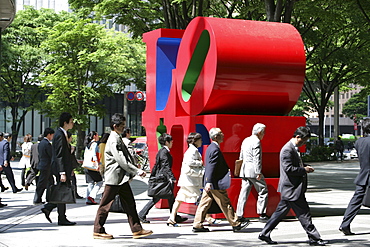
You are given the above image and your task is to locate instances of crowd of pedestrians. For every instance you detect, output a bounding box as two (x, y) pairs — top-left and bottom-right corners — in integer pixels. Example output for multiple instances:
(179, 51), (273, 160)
(2, 114), (370, 246)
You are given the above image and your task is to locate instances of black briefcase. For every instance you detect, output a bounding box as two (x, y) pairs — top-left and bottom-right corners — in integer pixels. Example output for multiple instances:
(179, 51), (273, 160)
(362, 186), (370, 207)
(46, 183), (76, 204)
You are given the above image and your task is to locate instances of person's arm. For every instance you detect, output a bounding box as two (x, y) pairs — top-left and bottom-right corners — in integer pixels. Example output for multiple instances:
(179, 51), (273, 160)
(253, 141), (263, 180)
(3, 142), (9, 167)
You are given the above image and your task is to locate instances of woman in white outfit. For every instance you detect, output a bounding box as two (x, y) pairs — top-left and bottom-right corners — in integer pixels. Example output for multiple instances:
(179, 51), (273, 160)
(19, 134), (32, 189)
(84, 131), (103, 205)
(167, 132), (220, 226)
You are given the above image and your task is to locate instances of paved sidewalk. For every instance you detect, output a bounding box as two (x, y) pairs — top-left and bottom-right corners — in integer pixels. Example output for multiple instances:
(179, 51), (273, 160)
(0, 160), (370, 246)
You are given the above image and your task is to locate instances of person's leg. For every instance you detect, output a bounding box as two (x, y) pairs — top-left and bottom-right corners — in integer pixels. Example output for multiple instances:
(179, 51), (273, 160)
(253, 177), (268, 215)
(260, 200), (290, 237)
(138, 197), (160, 220)
(236, 178), (253, 217)
(94, 185), (119, 233)
(290, 197), (321, 241)
(169, 200), (182, 222)
(167, 193), (175, 212)
(57, 203), (67, 221)
(0, 170), (7, 191)
(118, 182), (142, 233)
(34, 169), (48, 203)
(20, 168), (26, 187)
(89, 181), (103, 201)
(86, 182), (94, 202)
(3, 166), (18, 192)
(340, 184), (366, 229)
(211, 190), (239, 227)
(26, 167), (38, 186)
(193, 190), (214, 229)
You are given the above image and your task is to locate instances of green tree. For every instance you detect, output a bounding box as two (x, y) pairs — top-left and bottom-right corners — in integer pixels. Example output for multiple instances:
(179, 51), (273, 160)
(342, 92), (367, 123)
(40, 18), (146, 157)
(69, 0), (271, 37)
(0, 7), (70, 152)
(293, 0), (370, 145)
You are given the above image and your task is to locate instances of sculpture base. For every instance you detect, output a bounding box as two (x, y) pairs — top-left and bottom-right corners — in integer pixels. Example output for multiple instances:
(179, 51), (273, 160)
(155, 178), (295, 218)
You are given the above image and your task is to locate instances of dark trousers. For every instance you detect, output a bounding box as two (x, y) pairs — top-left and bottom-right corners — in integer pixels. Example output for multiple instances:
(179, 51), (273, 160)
(43, 202), (66, 221)
(25, 167), (38, 186)
(261, 196), (321, 241)
(1, 165), (17, 192)
(21, 168), (26, 186)
(138, 193), (175, 219)
(94, 182), (142, 234)
(34, 168), (53, 203)
(340, 184), (366, 228)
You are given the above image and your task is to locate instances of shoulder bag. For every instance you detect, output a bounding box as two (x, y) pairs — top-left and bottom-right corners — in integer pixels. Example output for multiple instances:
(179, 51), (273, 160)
(147, 164), (173, 199)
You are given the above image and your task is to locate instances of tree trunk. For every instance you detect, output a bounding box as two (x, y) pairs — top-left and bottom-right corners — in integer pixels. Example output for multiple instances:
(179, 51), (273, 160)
(10, 105), (18, 154)
(317, 106), (326, 146)
(76, 124), (85, 160)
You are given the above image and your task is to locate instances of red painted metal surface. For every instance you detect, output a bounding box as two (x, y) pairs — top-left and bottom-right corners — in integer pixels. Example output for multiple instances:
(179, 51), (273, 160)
(142, 17), (306, 217)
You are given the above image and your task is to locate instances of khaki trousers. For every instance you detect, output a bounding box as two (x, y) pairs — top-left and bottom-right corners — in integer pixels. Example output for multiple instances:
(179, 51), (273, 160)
(193, 189), (239, 228)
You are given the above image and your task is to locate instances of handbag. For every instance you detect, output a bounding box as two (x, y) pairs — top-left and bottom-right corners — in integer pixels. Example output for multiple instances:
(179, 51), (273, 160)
(109, 195), (125, 213)
(147, 174), (173, 199)
(46, 183), (76, 204)
(82, 144), (99, 171)
(82, 160), (99, 171)
(234, 159), (243, 177)
(362, 186), (370, 207)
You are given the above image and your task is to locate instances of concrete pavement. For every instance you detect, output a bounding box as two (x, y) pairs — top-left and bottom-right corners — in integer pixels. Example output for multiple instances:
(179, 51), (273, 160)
(0, 160), (370, 246)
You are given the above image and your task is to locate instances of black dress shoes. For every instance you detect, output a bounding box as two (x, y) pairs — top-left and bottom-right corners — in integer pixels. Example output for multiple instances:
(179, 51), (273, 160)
(13, 188), (23, 193)
(339, 226), (354, 235)
(0, 203), (7, 207)
(58, 219), (76, 226)
(41, 208), (52, 223)
(139, 216), (150, 223)
(259, 214), (270, 223)
(258, 233), (277, 245)
(175, 215), (188, 223)
(76, 194), (83, 199)
(192, 227), (210, 232)
(309, 239), (328, 246)
(233, 220), (250, 232)
(1, 187), (9, 192)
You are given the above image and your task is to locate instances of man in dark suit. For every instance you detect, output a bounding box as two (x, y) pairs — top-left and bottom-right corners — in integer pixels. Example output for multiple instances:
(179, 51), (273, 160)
(259, 127), (327, 246)
(192, 127), (249, 233)
(339, 119), (370, 235)
(0, 133), (22, 193)
(34, 129), (54, 204)
(25, 134), (43, 190)
(41, 113), (76, 226)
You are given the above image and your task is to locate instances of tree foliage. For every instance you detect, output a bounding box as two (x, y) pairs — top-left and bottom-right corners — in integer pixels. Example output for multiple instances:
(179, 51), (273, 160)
(40, 18), (146, 156)
(69, 0), (270, 37)
(292, 0), (370, 145)
(0, 7), (70, 152)
(342, 92), (368, 123)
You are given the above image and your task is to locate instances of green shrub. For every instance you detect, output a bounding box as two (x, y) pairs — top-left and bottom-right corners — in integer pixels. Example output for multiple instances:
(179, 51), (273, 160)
(302, 146), (334, 162)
